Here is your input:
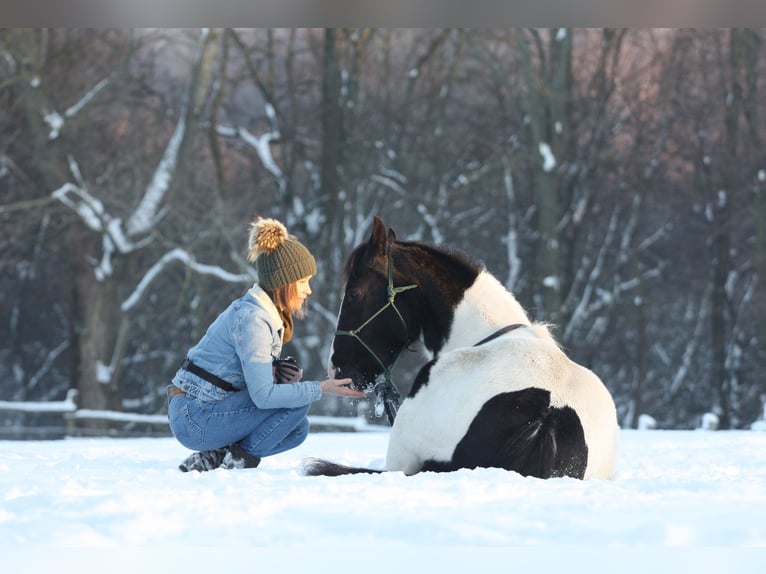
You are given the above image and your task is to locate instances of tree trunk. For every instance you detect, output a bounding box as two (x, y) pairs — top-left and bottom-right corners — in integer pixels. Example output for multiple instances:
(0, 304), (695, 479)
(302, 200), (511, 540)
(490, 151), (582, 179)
(319, 28), (344, 269)
(517, 29), (572, 321)
(13, 29), (225, 417)
(71, 231), (123, 413)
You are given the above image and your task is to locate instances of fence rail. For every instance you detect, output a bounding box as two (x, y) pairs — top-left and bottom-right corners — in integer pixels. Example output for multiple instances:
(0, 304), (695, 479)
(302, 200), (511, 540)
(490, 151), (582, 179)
(0, 389), (387, 439)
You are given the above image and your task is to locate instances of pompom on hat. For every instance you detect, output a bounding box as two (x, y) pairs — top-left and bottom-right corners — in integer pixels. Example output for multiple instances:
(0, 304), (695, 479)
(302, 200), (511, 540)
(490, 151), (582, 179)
(248, 217), (317, 290)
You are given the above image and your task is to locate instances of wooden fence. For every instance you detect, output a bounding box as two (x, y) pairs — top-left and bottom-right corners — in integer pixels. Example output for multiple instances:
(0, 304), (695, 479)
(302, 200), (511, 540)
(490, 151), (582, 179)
(0, 389), (386, 439)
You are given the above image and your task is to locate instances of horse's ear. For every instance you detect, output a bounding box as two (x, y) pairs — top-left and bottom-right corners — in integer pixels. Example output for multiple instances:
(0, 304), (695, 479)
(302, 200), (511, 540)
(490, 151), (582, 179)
(387, 227), (397, 241)
(365, 216), (388, 260)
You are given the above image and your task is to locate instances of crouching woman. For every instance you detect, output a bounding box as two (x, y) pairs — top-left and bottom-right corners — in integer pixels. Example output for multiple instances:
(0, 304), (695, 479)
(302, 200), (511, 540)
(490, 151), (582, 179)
(167, 217), (364, 472)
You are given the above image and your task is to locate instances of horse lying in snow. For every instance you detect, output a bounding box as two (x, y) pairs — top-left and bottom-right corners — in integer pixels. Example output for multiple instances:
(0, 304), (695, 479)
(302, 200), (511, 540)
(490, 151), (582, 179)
(304, 216), (618, 479)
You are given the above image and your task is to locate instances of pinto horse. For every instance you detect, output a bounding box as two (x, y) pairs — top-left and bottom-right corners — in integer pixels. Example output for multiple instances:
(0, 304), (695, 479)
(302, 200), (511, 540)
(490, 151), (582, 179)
(305, 217), (618, 479)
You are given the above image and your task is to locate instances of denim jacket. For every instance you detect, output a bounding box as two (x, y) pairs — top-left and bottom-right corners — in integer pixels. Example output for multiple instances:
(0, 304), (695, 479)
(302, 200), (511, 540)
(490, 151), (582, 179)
(172, 283), (322, 408)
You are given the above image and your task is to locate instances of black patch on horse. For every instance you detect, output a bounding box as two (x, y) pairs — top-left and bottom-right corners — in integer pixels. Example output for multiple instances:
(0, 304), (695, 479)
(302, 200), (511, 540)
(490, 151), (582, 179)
(421, 388), (588, 479)
(408, 359), (436, 398)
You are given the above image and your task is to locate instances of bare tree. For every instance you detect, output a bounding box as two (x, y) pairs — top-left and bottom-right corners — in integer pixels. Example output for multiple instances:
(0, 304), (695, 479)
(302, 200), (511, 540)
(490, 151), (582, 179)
(3, 30), (232, 418)
(2, 28), (766, 431)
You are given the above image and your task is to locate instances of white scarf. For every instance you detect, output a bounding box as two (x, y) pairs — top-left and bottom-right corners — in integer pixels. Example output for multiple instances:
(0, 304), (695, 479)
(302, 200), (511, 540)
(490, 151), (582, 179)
(248, 283), (284, 331)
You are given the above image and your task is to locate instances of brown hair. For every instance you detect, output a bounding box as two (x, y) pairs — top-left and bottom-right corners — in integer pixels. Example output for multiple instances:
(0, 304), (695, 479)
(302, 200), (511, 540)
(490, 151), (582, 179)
(265, 282), (307, 343)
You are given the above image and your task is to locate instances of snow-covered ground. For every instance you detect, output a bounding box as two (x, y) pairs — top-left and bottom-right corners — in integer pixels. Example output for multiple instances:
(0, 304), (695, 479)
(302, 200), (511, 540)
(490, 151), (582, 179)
(2, 429), (765, 571)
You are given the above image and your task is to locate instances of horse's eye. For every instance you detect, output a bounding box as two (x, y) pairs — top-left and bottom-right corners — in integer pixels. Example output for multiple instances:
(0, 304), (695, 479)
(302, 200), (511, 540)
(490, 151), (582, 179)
(347, 288), (362, 301)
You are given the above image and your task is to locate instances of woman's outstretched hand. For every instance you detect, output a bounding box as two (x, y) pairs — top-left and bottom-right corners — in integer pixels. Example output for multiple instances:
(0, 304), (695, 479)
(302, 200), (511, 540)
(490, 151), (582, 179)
(320, 377), (366, 398)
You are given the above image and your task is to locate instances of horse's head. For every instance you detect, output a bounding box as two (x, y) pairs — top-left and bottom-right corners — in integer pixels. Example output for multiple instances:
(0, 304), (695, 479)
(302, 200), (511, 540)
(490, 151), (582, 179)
(329, 216), (420, 392)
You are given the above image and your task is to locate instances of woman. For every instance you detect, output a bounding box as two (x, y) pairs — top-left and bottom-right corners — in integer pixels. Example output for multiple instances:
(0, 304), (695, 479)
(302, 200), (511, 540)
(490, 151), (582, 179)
(168, 217), (364, 472)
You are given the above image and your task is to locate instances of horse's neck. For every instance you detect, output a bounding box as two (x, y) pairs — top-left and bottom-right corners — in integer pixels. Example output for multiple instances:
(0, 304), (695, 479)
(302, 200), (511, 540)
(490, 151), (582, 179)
(440, 271), (532, 353)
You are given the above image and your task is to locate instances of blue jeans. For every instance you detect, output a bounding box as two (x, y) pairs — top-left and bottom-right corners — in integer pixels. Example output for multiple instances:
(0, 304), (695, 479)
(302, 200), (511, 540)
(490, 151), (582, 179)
(167, 386), (310, 458)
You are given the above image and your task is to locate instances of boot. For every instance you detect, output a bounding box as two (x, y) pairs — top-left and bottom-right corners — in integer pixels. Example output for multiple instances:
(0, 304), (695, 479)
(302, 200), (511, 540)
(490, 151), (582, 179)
(219, 444), (261, 470)
(178, 447), (228, 472)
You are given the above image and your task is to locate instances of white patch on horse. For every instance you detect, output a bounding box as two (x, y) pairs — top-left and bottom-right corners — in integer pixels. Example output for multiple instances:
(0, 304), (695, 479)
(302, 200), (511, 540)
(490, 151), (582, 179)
(327, 291), (345, 379)
(321, 218), (618, 480)
(443, 271), (532, 353)
(386, 271), (618, 479)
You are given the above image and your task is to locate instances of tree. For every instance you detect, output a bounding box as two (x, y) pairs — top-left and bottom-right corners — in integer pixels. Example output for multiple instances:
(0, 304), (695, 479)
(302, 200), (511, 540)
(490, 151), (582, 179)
(2, 28), (766, 431)
(2, 30), (231, 418)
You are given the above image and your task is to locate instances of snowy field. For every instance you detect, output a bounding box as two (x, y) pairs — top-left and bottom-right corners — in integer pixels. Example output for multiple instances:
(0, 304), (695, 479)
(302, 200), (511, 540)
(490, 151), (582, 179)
(2, 429), (765, 572)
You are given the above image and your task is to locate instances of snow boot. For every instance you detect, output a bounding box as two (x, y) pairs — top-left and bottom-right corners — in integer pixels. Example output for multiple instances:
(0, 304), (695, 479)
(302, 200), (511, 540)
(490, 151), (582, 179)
(219, 444), (261, 470)
(178, 447), (228, 472)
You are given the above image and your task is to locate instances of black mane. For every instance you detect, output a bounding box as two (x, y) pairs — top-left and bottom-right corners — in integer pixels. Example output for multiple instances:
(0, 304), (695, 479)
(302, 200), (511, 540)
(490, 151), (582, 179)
(342, 236), (483, 284)
(393, 240), (482, 312)
(341, 237), (483, 355)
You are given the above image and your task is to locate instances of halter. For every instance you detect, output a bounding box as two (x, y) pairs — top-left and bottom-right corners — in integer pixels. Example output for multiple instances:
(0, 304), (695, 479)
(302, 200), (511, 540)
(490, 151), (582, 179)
(334, 241), (417, 425)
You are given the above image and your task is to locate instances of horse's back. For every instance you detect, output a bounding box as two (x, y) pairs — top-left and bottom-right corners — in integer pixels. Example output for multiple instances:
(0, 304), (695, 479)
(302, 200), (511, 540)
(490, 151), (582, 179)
(386, 333), (618, 479)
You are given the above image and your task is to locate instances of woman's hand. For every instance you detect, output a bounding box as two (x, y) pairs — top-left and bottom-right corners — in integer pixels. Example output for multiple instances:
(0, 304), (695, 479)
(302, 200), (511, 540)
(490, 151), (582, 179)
(320, 377), (366, 398)
(274, 357), (303, 384)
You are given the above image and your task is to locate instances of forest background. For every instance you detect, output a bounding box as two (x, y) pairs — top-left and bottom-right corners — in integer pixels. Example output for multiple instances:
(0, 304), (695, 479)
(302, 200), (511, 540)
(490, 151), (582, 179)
(1, 28), (765, 435)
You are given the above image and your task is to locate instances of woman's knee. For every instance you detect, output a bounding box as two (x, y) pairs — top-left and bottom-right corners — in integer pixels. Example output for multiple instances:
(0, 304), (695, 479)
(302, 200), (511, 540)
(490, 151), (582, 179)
(264, 415), (309, 455)
(293, 416), (310, 443)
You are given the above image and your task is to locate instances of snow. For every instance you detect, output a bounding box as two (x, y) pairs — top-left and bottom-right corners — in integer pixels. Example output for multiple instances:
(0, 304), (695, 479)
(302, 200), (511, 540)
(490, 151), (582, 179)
(238, 126), (284, 186)
(124, 105), (186, 237)
(0, 390), (77, 413)
(64, 78), (110, 119)
(51, 182), (107, 233)
(44, 110), (64, 140)
(637, 413), (657, 429)
(542, 275), (559, 289)
(1, 429), (765, 571)
(538, 141), (557, 172)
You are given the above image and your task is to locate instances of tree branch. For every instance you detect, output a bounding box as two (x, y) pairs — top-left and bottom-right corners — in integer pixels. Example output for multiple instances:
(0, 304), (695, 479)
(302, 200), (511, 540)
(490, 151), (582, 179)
(121, 248), (253, 313)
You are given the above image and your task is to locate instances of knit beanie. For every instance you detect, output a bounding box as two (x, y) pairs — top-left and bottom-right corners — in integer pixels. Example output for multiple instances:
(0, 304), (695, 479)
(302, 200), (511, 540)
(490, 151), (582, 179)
(247, 217), (317, 290)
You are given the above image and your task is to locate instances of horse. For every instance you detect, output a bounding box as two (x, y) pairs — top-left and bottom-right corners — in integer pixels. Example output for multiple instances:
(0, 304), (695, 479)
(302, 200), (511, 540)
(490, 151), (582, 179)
(304, 216), (618, 479)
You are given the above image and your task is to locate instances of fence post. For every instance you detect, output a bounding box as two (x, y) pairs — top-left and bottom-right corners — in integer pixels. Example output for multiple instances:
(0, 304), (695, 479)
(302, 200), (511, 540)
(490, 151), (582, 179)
(63, 388), (79, 437)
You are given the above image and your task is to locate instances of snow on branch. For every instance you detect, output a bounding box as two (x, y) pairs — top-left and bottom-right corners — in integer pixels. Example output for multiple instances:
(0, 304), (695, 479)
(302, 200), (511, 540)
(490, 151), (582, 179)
(27, 339), (69, 392)
(51, 182), (106, 233)
(669, 285), (711, 396)
(539, 142), (557, 172)
(371, 173), (407, 196)
(44, 78), (111, 140)
(124, 32), (219, 239)
(503, 163), (522, 291)
(563, 208), (619, 340)
(125, 103), (187, 237)
(122, 248), (253, 312)
(237, 125), (283, 183)
(218, 103), (285, 196)
(51, 157), (151, 280)
(65, 78), (110, 119)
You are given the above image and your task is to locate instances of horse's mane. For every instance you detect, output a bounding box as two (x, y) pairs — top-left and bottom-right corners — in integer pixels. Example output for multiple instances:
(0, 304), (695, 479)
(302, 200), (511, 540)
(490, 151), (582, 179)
(342, 237), (483, 282)
(341, 243), (367, 281)
(402, 240), (484, 277)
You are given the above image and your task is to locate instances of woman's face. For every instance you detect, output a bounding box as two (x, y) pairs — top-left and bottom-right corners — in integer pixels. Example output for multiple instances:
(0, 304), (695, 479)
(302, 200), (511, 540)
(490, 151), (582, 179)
(294, 276), (313, 307)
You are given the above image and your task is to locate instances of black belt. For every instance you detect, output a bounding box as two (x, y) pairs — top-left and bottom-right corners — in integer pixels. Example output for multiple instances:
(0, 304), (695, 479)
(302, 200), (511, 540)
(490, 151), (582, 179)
(180, 358), (237, 392)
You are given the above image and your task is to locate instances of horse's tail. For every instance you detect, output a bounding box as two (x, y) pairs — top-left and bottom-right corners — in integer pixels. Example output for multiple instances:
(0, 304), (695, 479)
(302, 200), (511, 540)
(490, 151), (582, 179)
(498, 405), (588, 479)
(302, 457), (385, 477)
